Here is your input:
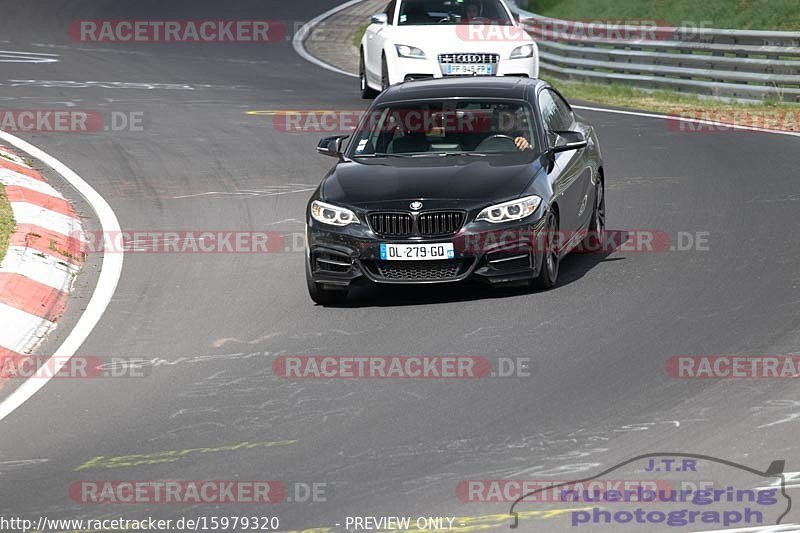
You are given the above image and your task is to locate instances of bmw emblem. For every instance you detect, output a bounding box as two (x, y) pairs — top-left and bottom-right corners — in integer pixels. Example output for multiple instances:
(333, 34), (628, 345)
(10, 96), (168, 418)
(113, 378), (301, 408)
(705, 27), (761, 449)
(410, 201), (423, 211)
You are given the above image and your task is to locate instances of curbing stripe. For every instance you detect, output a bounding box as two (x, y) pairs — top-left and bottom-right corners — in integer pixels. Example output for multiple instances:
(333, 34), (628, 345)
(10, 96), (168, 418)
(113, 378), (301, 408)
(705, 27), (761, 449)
(0, 273), (68, 321)
(0, 157), (45, 181)
(0, 148), (31, 168)
(5, 186), (77, 218)
(9, 223), (86, 266)
(0, 132), (123, 422)
(9, 202), (82, 238)
(0, 302), (56, 354)
(0, 168), (63, 198)
(0, 245), (80, 291)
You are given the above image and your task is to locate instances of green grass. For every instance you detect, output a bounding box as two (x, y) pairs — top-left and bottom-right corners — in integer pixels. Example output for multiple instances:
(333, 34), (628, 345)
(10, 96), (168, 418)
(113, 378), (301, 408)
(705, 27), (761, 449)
(0, 184), (15, 264)
(353, 22), (369, 49)
(527, 0), (800, 30)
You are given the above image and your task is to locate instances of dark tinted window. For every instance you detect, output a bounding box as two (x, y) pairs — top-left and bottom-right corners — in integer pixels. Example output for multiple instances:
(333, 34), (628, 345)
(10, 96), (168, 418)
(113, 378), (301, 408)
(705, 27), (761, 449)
(398, 0), (512, 25)
(538, 89), (573, 132)
(384, 0), (397, 23)
(348, 100), (537, 156)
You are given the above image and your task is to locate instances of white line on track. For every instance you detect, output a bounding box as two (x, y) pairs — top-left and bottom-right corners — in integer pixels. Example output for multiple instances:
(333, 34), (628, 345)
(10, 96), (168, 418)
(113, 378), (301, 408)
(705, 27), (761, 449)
(292, 0), (363, 78)
(0, 132), (123, 422)
(573, 104), (800, 139)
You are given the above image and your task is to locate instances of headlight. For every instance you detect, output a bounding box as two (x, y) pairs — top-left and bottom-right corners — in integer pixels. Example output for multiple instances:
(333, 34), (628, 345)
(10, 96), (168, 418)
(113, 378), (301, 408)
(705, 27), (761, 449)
(510, 44), (534, 59)
(476, 195), (542, 223)
(395, 44), (427, 59)
(310, 200), (358, 226)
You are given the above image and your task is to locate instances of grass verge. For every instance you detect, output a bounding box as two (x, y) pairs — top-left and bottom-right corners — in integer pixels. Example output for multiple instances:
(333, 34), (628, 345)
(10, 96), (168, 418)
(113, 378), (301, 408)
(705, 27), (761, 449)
(0, 183), (15, 264)
(527, 0), (800, 31)
(353, 22), (369, 49)
(545, 78), (800, 132)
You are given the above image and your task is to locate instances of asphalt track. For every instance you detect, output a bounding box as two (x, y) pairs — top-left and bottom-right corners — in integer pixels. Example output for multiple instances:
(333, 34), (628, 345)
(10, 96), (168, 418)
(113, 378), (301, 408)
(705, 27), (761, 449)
(0, 1), (799, 531)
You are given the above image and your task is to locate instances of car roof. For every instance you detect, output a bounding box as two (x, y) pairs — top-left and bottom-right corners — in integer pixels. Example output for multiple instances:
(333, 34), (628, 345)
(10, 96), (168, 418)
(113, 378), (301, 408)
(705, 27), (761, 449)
(375, 77), (548, 103)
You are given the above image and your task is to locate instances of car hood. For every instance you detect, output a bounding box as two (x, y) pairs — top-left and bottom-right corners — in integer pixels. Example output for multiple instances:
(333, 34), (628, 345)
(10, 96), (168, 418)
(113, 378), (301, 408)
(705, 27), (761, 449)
(388, 24), (533, 55)
(322, 155), (543, 210)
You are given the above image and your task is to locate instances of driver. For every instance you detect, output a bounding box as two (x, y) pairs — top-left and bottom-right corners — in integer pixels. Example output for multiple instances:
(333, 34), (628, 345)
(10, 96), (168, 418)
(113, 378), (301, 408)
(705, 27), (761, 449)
(498, 109), (533, 151)
(465, 1), (481, 21)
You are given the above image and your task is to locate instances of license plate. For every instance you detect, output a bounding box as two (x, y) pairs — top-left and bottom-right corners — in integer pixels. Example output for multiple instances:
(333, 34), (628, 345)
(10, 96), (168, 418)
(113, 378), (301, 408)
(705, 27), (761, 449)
(380, 243), (455, 261)
(447, 63), (493, 75)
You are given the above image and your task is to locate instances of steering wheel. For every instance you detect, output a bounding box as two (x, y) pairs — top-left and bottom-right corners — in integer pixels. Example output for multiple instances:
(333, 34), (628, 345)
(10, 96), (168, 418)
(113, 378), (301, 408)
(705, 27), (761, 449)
(474, 134), (518, 153)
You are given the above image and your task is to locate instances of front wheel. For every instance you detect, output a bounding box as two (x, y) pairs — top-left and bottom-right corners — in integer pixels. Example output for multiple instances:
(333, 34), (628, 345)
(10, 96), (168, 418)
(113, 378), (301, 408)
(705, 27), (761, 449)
(360, 50), (378, 99)
(532, 211), (560, 290)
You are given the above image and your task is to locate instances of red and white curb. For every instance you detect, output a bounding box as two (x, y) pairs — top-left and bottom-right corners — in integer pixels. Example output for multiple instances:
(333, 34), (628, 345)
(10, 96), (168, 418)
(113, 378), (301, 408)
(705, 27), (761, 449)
(0, 145), (85, 385)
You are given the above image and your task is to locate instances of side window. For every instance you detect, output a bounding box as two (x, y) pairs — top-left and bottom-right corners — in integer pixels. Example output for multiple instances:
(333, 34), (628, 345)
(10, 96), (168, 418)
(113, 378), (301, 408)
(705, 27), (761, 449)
(384, 0), (397, 24)
(550, 90), (575, 129)
(538, 89), (572, 132)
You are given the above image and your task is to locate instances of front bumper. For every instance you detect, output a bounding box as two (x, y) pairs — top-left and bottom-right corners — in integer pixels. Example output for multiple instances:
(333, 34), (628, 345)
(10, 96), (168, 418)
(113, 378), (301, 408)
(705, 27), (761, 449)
(307, 215), (548, 288)
(390, 56), (538, 84)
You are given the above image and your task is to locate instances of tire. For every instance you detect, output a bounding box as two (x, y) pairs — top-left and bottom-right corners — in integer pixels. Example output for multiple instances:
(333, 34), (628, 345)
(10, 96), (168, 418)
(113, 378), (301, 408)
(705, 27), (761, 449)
(360, 50), (378, 99)
(306, 261), (349, 305)
(532, 211), (560, 290)
(583, 178), (605, 252)
(381, 55), (389, 92)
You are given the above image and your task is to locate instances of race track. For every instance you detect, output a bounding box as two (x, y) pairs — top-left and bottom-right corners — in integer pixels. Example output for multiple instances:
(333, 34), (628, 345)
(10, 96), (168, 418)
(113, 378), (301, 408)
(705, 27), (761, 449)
(0, 1), (799, 531)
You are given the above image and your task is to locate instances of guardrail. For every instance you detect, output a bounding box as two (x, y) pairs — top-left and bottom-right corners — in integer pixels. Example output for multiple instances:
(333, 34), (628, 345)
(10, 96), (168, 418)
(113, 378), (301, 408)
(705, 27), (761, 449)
(510, 5), (800, 102)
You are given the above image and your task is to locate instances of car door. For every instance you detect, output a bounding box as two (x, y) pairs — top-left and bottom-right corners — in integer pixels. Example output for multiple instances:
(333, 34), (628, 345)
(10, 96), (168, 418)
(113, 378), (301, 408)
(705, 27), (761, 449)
(550, 88), (595, 233)
(537, 88), (589, 242)
(364, 0), (397, 86)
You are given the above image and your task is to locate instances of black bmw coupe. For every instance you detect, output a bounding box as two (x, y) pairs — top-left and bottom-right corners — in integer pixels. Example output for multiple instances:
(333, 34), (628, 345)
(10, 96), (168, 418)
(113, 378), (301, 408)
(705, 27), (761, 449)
(306, 77), (605, 304)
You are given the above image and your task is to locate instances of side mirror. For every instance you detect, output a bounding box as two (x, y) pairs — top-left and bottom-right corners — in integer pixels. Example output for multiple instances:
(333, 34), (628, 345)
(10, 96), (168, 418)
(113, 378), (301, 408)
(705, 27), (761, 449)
(371, 13), (389, 25)
(550, 130), (588, 153)
(316, 135), (349, 158)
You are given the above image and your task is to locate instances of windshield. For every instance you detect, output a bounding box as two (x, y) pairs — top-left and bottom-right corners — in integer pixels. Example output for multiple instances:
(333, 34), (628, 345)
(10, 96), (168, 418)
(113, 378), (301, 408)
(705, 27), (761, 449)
(348, 99), (537, 157)
(398, 0), (513, 25)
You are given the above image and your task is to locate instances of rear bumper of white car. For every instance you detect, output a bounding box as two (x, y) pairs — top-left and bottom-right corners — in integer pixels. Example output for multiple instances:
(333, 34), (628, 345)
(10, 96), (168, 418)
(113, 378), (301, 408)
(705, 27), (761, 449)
(387, 55), (539, 85)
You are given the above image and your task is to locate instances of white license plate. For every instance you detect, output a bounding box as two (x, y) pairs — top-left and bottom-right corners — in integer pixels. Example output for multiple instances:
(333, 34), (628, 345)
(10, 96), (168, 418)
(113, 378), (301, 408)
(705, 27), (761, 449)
(380, 243), (455, 261)
(447, 64), (493, 75)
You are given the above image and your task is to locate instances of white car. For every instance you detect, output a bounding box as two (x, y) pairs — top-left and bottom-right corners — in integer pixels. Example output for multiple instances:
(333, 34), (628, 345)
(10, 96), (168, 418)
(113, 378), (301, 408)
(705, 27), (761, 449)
(359, 0), (539, 98)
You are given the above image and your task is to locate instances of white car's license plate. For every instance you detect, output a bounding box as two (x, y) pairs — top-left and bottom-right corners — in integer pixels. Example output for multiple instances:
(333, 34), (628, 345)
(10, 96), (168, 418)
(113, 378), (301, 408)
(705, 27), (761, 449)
(447, 64), (493, 75)
(380, 243), (455, 261)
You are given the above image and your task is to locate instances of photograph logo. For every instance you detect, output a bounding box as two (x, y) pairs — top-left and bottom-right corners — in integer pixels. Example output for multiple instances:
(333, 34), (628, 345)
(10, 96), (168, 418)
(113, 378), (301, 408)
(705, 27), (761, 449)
(508, 453), (791, 529)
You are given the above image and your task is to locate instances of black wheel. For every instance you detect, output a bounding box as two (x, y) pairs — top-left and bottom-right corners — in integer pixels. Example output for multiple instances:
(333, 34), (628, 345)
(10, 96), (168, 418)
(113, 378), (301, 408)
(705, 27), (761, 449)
(533, 211), (560, 290)
(360, 49), (378, 99)
(306, 261), (349, 305)
(381, 55), (389, 91)
(583, 178), (605, 251)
